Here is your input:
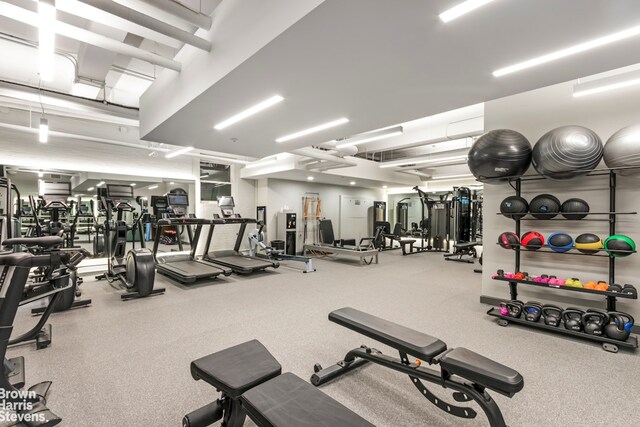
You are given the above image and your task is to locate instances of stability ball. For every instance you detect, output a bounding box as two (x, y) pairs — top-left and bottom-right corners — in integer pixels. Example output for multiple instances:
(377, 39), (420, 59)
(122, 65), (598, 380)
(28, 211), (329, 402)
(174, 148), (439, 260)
(467, 129), (532, 183)
(604, 124), (640, 175)
(532, 125), (603, 180)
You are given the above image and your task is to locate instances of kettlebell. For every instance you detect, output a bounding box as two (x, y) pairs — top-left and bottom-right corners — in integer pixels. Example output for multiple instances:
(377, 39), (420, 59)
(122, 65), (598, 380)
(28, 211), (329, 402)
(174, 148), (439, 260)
(541, 305), (563, 327)
(604, 312), (635, 341)
(562, 308), (585, 331)
(506, 300), (524, 318)
(499, 302), (509, 316)
(582, 309), (609, 336)
(523, 301), (543, 322)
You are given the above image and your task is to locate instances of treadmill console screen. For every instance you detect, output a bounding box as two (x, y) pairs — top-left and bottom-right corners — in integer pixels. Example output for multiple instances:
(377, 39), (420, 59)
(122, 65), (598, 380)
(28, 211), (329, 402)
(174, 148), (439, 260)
(217, 196), (234, 208)
(167, 194), (188, 206)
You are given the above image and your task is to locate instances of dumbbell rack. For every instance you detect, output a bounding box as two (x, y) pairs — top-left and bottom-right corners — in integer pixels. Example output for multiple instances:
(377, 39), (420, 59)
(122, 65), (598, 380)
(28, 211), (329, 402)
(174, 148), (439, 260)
(488, 167), (639, 352)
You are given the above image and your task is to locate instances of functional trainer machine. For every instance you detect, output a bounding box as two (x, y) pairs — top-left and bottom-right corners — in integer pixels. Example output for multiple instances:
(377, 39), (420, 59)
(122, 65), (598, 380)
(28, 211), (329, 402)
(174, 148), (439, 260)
(312, 307), (523, 427)
(203, 197), (279, 275)
(183, 340), (372, 427)
(95, 184), (164, 300)
(444, 186), (481, 263)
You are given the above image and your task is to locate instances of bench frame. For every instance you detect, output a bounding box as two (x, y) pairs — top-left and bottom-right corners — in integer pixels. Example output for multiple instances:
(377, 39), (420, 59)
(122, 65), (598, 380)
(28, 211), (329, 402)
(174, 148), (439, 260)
(312, 345), (510, 427)
(443, 241), (480, 263)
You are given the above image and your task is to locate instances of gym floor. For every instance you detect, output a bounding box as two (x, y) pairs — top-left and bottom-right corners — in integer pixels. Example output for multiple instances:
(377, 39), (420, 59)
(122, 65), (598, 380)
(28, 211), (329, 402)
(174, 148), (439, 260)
(9, 250), (640, 426)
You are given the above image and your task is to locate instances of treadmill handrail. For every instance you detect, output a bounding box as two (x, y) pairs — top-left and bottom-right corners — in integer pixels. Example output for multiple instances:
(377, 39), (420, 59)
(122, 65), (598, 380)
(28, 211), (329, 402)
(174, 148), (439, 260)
(156, 218), (222, 226)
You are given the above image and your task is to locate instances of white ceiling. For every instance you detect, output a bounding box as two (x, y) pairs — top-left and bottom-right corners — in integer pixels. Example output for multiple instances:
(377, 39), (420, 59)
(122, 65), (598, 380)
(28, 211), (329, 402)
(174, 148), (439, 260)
(142, 0), (640, 157)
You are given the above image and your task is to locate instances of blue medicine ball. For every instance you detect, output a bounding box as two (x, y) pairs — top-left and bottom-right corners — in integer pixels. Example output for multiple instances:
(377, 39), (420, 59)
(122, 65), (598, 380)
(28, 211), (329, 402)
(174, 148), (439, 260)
(548, 232), (574, 253)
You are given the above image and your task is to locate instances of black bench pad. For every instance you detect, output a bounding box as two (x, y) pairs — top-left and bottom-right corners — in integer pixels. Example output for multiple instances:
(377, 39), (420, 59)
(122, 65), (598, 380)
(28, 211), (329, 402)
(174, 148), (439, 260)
(453, 242), (479, 249)
(190, 340), (281, 399)
(241, 373), (374, 427)
(329, 307), (447, 362)
(439, 347), (524, 396)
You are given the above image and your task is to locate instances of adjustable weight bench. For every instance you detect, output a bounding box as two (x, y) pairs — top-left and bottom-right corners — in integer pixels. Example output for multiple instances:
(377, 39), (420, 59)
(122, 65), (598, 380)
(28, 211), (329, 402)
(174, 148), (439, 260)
(183, 339), (373, 427)
(312, 307), (523, 427)
(444, 241), (480, 263)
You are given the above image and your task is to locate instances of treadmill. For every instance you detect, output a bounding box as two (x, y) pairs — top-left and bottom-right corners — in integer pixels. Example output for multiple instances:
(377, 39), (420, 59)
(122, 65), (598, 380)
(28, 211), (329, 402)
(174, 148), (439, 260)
(152, 194), (232, 284)
(203, 196), (279, 275)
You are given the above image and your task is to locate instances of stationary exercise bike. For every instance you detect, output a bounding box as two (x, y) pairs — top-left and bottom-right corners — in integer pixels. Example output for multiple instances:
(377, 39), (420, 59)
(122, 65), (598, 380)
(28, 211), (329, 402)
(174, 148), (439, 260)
(95, 185), (164, 300)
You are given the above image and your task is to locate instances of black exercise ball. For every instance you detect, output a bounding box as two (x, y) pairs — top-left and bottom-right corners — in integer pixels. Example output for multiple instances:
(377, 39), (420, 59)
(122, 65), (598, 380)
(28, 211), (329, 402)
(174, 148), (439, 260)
(604, 124), (640, 175)
(532, 125), (603, 180)
(500, 196), (529, 220)
(467, 130), (532, 184)
(561, 198), (590, 220)
(529, 194), (561, 219)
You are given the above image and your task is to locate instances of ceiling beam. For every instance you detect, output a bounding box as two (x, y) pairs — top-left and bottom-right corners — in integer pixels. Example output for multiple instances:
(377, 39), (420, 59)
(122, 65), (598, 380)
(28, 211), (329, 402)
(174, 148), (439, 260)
(77, 0), (211, 51)
(136, 0), (212, 29)
(0, 0), (182, 71)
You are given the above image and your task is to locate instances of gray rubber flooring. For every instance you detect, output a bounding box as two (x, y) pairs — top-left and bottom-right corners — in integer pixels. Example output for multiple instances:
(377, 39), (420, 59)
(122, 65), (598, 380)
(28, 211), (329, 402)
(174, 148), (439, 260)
(8, 250), (639, 426)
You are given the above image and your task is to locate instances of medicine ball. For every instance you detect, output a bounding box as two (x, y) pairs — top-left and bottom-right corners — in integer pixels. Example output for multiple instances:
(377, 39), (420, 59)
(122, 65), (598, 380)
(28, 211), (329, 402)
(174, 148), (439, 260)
(529, 194), (561, 219)
(547, 232), (574, 253)
(498, 232), (520, 250)
(574, 233), (603, 254)
(532, 125), (603, 180)
(467, 130), (532, 183)
(560, 198), (590, 220)
(521, 231), (544, 250)
(604, 235), (636, 258)
(500, 196), (529, 220)
(604, 124), (640, 175)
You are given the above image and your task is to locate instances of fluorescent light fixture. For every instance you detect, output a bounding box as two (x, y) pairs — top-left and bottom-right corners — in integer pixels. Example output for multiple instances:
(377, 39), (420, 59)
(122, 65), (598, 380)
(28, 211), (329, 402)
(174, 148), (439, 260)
(214, 95), (284, 130)
(97, 181), (105, 186)
(494, 24), (640, 77)
(573, 69), (640, 97)
(38, 170), (44, 177)
(439, 0), (498, 23)
(39, 117), (48, 143)
(276, 118), (349, 143)
(349, 181), (356, 185)
(245, 158), (277, 169)
(335, 126), (403, 148)
(148, 185), (159, 190)
(307, 176), (314, 181)
(165, 146), (194, 158)
(430, 173), (474, 180)
(379, 154), (468, 168)
(130, 183), (136, 186)
(87, 187), (94, 191)
(38, 0), (56, 81)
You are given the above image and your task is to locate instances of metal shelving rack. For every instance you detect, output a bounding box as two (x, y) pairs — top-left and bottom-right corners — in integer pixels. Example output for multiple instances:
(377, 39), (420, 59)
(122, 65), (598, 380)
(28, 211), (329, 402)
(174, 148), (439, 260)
(487, 167), (639, 352)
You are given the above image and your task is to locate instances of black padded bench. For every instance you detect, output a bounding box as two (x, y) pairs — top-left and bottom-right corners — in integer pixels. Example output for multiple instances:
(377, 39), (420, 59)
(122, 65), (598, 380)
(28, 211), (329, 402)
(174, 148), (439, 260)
(184, 340), (372, 427)
(312, 307), (523, 427)
(444, 241), (480, 263)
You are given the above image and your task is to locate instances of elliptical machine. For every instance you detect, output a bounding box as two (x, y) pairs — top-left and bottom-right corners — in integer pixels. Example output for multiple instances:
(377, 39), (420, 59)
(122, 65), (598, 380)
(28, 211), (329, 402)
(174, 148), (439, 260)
(95, 184), (164, 300)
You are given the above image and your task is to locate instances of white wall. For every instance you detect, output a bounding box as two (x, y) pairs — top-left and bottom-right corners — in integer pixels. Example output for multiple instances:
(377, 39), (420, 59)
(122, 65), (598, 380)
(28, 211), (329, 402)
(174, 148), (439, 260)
(265, 178), (384, 252)
(482, 79), (640, 319)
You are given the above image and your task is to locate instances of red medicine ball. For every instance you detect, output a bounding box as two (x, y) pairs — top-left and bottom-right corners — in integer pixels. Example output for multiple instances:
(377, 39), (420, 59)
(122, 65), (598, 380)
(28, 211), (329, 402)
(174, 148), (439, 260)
(521, 231), (545, 251)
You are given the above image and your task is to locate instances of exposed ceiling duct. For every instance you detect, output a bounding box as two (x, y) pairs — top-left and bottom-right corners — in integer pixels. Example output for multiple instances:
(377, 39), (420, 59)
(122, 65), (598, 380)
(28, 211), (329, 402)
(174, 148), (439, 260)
(135, 0), (214, 29)
(290, 147), (357, 168)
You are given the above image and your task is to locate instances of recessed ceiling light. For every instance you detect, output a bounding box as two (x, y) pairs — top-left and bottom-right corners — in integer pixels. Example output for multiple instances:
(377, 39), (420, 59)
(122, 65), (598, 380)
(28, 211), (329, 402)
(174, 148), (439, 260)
(350, 181), (356, 185)
(165, 146), (194, 158)
(307, 176), (314, 181)
(169, 181), (175, 185)
(214, 95), (284, 130)
(97, 181), (105, 186)
(87, 187), (94, 191)
(148, 185), (159, 190)
(382, 185), (388, 189)
(276, 118), (349, 143)
(493, 23), (640, 77)
(130, 183), (136, 186)
(439, 0), (498, 23)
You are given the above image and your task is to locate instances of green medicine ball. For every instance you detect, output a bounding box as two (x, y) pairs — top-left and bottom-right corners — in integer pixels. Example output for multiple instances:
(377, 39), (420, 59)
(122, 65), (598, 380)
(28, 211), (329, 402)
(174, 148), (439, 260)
(604, 235), (636, 258)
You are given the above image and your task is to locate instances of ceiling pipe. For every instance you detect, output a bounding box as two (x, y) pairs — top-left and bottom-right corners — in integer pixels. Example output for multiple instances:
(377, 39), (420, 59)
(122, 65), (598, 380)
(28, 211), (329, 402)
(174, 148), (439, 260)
(0, 0), (182, 71)
(290, 147), (357, 167)
(135, 0), (213, 29)
(77, 0), (212, 51)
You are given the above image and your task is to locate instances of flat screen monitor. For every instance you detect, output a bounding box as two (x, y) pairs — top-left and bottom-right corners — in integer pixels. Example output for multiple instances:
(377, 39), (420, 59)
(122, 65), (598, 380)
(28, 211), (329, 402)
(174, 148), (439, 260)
(217, 196), (235, 208)
(40, 181), (71, 197)
(167, 193), (188, 206)
(107, 184), (134, 198)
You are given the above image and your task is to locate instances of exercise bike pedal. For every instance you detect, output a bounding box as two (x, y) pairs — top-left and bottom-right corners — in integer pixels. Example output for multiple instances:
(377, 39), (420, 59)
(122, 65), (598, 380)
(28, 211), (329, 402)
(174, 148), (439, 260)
(452, 392), (472, 402)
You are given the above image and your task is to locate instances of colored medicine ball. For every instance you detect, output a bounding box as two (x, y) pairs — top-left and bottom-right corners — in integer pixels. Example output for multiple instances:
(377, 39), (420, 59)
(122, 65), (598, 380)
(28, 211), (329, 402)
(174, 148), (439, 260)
(574, 233), (603, 254)
(467, 130), (532, 183)
(604, 235), (636, 258)
(532, 125), (603, 180)
(521, 231), (545, 250)
(500, 196), (529, 220)
(560, 198), (590, 220)
(547, 232), (574, 253)
(529, 194), (561, 219)
(498, 232), (520, 250)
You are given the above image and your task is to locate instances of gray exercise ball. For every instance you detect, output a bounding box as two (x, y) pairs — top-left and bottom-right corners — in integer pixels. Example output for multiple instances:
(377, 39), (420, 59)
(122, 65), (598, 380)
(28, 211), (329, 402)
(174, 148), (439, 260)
(604, 124), (640, 175)
(467, 129), (532, 184)
(532, 125), (603, 180)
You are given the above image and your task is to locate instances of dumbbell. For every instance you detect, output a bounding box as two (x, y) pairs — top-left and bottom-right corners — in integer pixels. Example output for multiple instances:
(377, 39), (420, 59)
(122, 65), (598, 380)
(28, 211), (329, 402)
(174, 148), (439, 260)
(548, 277), (565, 286)
(622, 284), (637, 297)
(541, 305), (563, 327)
(565, 278), (583, 288)
(583, 281), (597, 290)
(608, 284), (623, 293)
(523, 301), (543, 322)
(562, 308), (585, 331)
(595, 281), (609, 291)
